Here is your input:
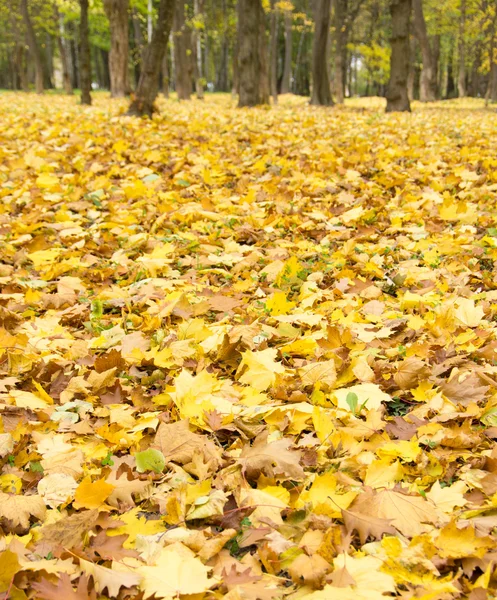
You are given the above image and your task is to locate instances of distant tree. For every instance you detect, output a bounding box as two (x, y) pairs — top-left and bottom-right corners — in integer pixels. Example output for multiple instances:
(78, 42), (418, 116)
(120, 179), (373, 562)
(20, 0), (44, 93)
(458, 0), (466, 96)
(269, 0), (279, 104)
(103, 0), (129, 97)
(412, 0), (437, 101)
(310, 0), (333, 105)
(80, 0), (92, 105)
(386, 0), (411, 111)
(281, 4), (293, 94)
(173, 0), (193, 100)
(237, 0), (268, 106)
(128, 0), (176, 116)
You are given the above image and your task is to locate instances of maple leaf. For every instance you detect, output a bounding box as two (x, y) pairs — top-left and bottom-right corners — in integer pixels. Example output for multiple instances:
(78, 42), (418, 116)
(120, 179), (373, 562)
(138, 542), (218, 598)
(288, 553), (331, 588)
(33, 574), (96, 600)
(342, 508), (396, 544)
(238, 433), (304, 481)
(0, 492), (46, 530)
(153, 419), (222, 469)
(236, 348), (285, 391)
(40, 509), (100, 550)
(349, 488), (441, 537)
(73, 477), (115, 510)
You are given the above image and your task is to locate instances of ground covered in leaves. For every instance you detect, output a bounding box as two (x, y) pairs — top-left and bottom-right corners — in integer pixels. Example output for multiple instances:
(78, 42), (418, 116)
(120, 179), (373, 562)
(1, 92), (497, 600)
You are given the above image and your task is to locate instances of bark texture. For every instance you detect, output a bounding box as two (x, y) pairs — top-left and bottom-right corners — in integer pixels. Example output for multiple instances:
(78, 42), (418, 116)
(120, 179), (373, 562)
(386, 0), (412, 112)
(458, 0), (466, 97)
(20, 0), (44, 93)
(79, 0), (92, 105)
(270, 0), (278, 104)
(310, 0), (333, 105)
(238, 0), (268, 107)
(174, 0), (193, 100)
(104, 0), (129, 97)
(281, 9), (292, 94)
(412, 0), (437, 101)
(128, 0), (176, 116)
(57, 11), (73, 95)
(193, 0), (204, 99)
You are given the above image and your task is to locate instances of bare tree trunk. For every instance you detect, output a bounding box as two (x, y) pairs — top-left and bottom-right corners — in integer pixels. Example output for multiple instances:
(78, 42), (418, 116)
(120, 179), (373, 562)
(104, 0), (129, 97)
(407, 35), (415, 101)
(486, 14), (497, 104)
(128, 0), (176, 116)
(458, 0), (466, 96)
(79, 0), (92, 105)
(148, 0), (153, 42)
(310, 0), (333, 105)
(281, 9), (292, 93)
(258, 7), (270, 103)
(162, 45), (169, 97)
(238, 0), (267, 106)
(333, 0), (347, 104)
(386, 0), (412, 112)
(412, 0), (437, 101)
(174, 0), (193, 100)
(194, 0), (204, 99)
(57, 11), (73, 94)
(16, 45), (29, 91)
(20, 0), (44, 93)
(269, 0), (278, 104)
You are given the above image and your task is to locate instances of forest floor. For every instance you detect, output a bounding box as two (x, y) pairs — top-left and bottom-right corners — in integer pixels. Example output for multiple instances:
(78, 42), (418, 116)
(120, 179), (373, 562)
(1, 93), (497, 599)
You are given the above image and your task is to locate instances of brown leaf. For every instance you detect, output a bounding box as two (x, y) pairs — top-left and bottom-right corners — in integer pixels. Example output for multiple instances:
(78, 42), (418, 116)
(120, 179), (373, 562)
(40, 509), (100, 549)
(342, 508), (396, 544)
(153, 419), (222, 468)
(393, 357), (427, 389)
(349, 487), (441, 537)
(288, 553), (331, 588)
(33, 574), (96, 600)
(238, 433), (304, 481)
(87, 531), (139, 561)
(441, 372), (489, 405)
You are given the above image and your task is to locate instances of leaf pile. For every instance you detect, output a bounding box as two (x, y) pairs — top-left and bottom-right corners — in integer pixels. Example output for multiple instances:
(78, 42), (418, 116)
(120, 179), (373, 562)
(1, 93), (497, 599)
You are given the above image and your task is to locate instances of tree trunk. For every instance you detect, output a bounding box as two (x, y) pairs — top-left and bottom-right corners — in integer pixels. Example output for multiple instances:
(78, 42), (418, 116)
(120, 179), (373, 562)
(486, 15), (497, 104)
(132, 7), (146, 82)
(79, 0), (92, 104)
(333, 0), (347, 104)
(16, 45), (29, 92)
(70, 25), (80, 89)
(281, 9), (292, 94)
(258, 11), (270, 104)
(20, 0), (44, 93)
(457, 0), (466, 96)
(174, 0), (193, 100)
(270, 0), (278, 104)
(407, 35), (415, 101)
(162, 44), (169, 97)
(238, 0), (267, 106)
(386, 0), (412, 112)
(128, 0), (176, 116)
(104, 0), (129, 97)
(193, 0), (204, 99)
(412, 0), (437, 101)
(311, 0), (333, 105)
(57, 12), (73, 94)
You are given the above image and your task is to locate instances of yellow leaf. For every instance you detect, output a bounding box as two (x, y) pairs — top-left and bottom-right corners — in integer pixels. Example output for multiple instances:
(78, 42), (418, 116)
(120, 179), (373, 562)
(236, 348), (285, 391)
(265, 291), (296, 316)
(73, 477), (115, 509)
(138, 542), (218, 598)
(35, 173), (59, 189)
